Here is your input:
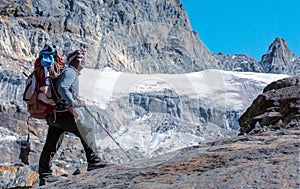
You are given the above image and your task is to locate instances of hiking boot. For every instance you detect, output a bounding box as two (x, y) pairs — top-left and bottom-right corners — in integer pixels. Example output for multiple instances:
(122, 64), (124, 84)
(72, 168), (81, 175)
(87, 159), (109, 171)
(39, 176), (60, 186)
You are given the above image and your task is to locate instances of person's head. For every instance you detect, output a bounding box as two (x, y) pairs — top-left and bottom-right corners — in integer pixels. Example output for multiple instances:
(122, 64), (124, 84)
(67, 49), (85, 71)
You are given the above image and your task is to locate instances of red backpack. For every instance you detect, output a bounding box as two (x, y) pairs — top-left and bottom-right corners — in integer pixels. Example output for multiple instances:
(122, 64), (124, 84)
(23, 49), (64, 119)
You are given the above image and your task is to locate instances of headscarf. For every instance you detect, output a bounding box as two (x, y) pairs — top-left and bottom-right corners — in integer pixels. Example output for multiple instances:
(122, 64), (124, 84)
(67, 49), (85, 65)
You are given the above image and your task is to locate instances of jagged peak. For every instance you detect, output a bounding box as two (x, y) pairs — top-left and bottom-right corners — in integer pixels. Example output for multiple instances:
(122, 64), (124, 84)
(260, 37), (297, 74)
(265, 37), (292, 58)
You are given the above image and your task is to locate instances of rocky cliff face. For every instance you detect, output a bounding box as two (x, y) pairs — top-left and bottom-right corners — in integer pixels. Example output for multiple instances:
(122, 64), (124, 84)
(0, 0), (218, 74)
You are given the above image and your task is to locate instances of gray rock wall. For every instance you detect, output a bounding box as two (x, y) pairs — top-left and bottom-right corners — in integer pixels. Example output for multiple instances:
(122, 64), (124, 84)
(0, 0), (218, 74)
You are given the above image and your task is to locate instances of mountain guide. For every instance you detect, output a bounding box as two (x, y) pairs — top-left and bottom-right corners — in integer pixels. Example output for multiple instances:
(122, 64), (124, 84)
(38, 49), (108, 186)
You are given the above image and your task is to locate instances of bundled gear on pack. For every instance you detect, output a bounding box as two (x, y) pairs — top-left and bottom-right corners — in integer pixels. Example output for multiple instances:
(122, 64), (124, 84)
(23, 44), (64, 119)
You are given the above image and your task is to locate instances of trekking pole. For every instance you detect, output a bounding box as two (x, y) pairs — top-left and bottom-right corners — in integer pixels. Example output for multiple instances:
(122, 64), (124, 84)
(83, 106), (133, 161)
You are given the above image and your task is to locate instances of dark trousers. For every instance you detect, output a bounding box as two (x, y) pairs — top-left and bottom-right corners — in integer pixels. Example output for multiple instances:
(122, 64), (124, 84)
(38, 111), (99, 178)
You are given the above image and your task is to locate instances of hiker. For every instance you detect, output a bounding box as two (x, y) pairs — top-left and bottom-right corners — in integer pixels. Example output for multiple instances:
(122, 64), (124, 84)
(38, 49), (107, 186)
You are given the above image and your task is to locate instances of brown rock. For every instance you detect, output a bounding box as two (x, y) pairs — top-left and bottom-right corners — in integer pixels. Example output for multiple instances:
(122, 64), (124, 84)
(239, 76), (300, 134)
(0, 165), (38, 188)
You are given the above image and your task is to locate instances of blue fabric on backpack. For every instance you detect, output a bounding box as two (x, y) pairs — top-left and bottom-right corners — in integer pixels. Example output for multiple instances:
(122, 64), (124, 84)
(39, 45), (56, 56)
(41, 53), (55, 68)
(39, 44), (56, 68)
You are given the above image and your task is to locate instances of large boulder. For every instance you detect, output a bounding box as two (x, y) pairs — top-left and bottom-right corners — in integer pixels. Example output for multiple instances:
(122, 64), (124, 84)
(238, 76), (300, 134)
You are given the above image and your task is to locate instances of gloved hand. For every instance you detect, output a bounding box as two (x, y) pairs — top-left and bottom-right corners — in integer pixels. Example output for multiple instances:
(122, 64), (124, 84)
(77, 99), (86, 107)
(72, 99), (86, 108)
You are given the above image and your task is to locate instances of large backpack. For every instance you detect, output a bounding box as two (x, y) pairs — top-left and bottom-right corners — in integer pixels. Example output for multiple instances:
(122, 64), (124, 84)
(23, 45), (64, 119)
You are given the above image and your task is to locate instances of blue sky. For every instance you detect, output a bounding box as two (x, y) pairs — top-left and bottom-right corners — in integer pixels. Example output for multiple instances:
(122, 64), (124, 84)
(180, 0), (300, 61)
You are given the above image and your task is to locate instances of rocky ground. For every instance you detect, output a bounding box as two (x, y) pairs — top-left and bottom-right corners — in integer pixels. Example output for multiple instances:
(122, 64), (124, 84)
(1, 127), (299, 188)
(37, 128), (300, 189)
